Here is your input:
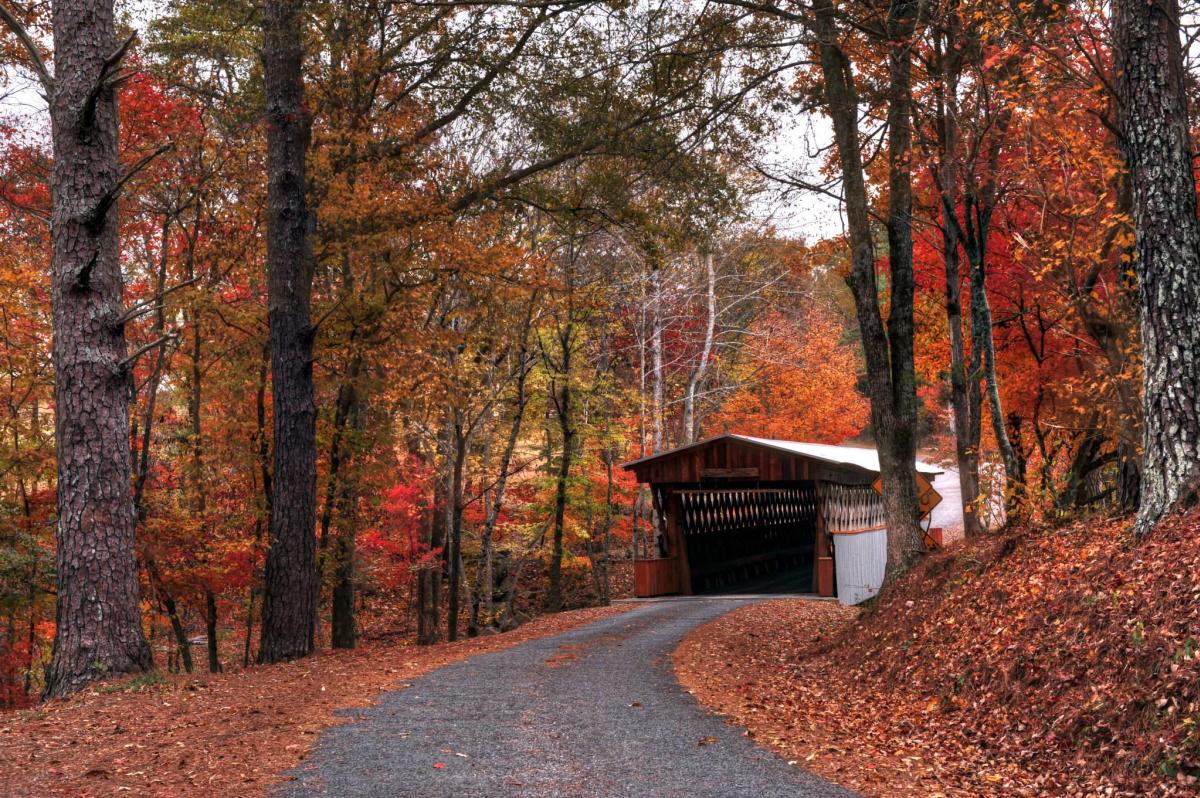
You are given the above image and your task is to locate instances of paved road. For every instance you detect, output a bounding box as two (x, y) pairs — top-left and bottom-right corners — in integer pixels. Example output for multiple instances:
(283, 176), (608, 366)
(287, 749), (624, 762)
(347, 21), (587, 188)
(276, 600), (857, 798)
(930, 467), (965, 543)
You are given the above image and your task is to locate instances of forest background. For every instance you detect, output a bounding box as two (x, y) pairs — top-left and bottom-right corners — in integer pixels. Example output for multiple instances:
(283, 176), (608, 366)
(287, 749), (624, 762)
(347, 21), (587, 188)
(0, 0), (1166, 705)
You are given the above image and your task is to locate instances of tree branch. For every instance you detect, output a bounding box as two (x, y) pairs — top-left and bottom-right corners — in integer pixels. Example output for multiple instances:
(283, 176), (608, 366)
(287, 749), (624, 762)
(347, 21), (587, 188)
(79, 31), (138, 133)
(85, 144), (173, 229)
(0, 2), (53, 93)
(114, 276), (200, 327)
(119, 333), (179, 371)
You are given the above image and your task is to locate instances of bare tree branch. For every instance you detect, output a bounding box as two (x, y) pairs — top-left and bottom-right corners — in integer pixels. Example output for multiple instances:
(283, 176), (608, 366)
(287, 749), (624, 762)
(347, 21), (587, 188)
(0, 2), (53, 93)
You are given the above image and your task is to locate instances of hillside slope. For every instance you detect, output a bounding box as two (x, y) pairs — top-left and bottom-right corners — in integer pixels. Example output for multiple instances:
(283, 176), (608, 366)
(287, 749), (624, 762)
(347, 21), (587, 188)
(675, 511), (1200, 797)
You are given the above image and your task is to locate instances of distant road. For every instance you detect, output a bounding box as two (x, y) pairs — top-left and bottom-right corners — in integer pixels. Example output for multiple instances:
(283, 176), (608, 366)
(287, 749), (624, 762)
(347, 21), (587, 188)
(929, 467), (965, 543)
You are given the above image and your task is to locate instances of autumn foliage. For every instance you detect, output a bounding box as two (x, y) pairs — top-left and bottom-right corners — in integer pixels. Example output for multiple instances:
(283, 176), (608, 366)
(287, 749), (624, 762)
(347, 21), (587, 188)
(0, 5), (1195, 796)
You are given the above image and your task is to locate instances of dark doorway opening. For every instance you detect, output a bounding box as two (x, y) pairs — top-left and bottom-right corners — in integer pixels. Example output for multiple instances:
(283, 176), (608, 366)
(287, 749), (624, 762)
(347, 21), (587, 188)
(680, 484), (819, 594)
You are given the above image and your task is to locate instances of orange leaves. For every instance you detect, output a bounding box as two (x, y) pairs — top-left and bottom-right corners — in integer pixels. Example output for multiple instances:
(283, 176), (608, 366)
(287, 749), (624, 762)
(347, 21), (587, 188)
(680, 510), (1200, 797)
(706, 301), (868, 444)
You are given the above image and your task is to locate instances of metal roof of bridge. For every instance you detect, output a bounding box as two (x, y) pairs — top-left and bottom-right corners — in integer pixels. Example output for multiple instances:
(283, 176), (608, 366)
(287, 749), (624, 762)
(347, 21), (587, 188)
(623, 433), (943, 476)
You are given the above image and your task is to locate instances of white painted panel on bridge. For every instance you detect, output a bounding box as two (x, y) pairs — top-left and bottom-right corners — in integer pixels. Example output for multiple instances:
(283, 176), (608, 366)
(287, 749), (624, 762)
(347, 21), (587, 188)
(833, 529), (887, 605)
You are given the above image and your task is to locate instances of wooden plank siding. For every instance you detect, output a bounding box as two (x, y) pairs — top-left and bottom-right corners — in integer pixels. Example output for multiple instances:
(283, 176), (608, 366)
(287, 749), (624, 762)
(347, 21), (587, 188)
(627, 436), (873, 487)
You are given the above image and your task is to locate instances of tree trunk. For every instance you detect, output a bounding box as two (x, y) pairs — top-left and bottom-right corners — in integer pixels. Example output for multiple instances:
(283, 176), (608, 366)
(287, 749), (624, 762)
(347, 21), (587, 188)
(932, 34), (983, 538)
(446, 413), (468, 642)
(965, 201), (1025, 519)
(650, 265), (664, 452)
(204, 590), (221, 672)
(330, 359), (363, 649)
(470, 347), (531, 636)
(244, 340), (272, 666)
(329, 502), (357, 649)
(145, 555), (192, 674)
(1113, 0), (1200, 535)
(813, 0), (922, 578)
(682, 250), (716, 445)
(242, 574), (256, 668)
(259, 0), (318, 663)
(183, 290), (222, 674)
(598, 448), (616, 605)
(545, 320), (576, 613)
(417, 439), (446, 645)
(42, 0), (154, 698)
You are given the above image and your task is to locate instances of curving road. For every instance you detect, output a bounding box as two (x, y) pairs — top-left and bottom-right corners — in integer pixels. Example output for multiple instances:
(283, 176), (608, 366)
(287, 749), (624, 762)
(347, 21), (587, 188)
(275, 599), (857, 798)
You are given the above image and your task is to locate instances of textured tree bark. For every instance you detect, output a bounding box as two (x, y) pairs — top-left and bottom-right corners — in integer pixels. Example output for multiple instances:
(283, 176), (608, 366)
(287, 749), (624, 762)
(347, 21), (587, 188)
(1113, 0), (1200, 535)
(545, 319), (576, 613)
(258, 0), (318, 663)
(813, 0), (922, 578)
(42, 0), (154, 698)
(329, 356), (363, 650)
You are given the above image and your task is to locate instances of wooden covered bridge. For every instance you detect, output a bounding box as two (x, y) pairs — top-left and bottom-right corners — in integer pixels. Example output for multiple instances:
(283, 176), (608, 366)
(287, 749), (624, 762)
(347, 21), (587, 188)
(623, 435), (942, 604)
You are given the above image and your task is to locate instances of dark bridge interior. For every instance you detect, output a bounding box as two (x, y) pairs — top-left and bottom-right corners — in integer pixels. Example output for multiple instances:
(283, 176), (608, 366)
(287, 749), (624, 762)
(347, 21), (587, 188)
(680, 484), (819, 594)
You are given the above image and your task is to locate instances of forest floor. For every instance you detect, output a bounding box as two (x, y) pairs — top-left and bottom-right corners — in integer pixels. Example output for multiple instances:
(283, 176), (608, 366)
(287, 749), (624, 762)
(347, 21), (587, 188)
(675, 510), (1200, 798)
(0, 605), (629, 798)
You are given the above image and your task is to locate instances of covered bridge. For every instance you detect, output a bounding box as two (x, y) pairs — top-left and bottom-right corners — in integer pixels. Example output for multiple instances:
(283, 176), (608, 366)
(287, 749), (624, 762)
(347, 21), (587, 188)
(623, 434), (942, 604)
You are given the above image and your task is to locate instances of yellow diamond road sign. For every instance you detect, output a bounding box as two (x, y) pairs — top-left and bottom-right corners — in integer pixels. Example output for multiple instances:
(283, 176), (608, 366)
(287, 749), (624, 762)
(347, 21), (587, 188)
(872, 473), (943, 520)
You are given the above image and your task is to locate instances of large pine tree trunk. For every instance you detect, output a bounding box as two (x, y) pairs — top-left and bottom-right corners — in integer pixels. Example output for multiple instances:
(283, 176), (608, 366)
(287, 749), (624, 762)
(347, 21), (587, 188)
(1113, 0), (1200, 535)
(258, 0), (318, 663)
(813, 0), (922, 578)
(42, 0), (153, 698)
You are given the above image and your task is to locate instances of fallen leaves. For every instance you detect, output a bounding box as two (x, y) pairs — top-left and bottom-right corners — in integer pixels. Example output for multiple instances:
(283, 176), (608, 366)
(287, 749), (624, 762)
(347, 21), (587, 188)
(675, 510), (1200, 798)
(0, 604), (630, 797)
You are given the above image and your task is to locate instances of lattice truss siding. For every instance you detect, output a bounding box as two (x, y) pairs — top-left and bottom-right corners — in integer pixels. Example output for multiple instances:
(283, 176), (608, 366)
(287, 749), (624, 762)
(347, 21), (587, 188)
(677, 487), (819, 590)
(679, 486), (818, 536)
(818, 482), (886, 533)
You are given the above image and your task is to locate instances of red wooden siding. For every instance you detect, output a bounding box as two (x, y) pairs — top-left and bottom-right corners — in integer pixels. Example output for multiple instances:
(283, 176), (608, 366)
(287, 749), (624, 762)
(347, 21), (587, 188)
(634, 557), (680, 597)
(629, 438), (824, 484)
